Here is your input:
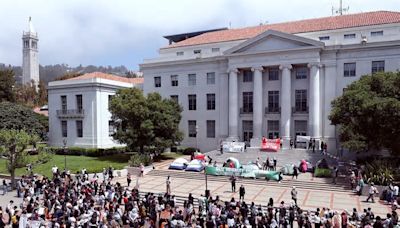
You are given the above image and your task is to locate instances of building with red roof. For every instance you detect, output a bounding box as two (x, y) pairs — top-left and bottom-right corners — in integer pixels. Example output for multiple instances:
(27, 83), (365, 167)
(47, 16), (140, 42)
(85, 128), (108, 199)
(47, 72), (143, 148)
(140, 11), (400, 152)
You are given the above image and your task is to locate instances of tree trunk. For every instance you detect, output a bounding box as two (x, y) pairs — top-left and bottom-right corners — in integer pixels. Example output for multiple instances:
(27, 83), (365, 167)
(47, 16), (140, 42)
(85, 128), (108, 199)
(10, 168), (15, 190)
(140, 145), (144, 154)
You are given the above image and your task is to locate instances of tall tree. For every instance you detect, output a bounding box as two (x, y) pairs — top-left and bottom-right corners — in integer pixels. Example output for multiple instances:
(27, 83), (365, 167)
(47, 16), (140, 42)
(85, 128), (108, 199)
(0, 69), (16, 102)
(0, 129), (39, 188)
(329, 71), (400, 154)
(0, 102), (48, 140)
(37, 81), (48, 106)
(109, 88), (183, 153)
(14, 82), (38, 107)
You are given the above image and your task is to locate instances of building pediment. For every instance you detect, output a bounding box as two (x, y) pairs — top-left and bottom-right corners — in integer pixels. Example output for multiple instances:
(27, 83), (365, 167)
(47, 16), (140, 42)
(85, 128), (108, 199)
(224, 30), (324, 55)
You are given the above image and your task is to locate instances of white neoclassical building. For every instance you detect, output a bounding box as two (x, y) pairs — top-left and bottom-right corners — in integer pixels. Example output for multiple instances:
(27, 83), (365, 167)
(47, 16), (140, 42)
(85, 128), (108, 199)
(48, 72), (143, 148)
(141, 11), (400, 152)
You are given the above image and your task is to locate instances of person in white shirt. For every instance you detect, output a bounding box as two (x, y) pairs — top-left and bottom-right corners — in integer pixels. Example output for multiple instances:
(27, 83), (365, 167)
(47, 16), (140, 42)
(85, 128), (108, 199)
(366, 183), (378, 203)
(393, 184), (399, 203)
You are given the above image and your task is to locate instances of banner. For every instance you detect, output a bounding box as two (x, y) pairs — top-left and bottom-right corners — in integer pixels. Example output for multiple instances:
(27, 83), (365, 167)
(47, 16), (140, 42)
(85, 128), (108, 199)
(222, 141), (245, 153)
(205, 166), (280, 181)
(261, 138), (281, 152)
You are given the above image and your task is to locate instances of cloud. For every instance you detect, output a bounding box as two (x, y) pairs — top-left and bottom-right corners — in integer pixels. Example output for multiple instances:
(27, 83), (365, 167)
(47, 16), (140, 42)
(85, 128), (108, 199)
(0, 0), (399, 70)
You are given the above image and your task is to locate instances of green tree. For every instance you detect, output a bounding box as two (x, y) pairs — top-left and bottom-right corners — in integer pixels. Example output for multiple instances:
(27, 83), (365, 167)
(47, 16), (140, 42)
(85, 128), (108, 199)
(109, 88), (183, 153)
(329, 71), (400, 154)
(0, 129), (39, 188)
(0, 102), (48, 140)
(0, 69), (16, 102)
(14, 81), (38, 107)
(37, 81), (48, 106)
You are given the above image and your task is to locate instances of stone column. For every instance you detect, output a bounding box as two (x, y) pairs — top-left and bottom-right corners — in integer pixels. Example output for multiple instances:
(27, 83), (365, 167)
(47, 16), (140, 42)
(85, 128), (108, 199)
(251, 66), (263, 142)
(308, 63), (322, 139)
(323, 62), (337, 153)
(227, 68), (239, 141)
(279, 64), (292, 148)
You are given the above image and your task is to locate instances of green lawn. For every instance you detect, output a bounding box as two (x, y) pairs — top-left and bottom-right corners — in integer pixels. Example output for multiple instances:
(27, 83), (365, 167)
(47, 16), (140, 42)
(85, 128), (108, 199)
(0, 154), (130, 177)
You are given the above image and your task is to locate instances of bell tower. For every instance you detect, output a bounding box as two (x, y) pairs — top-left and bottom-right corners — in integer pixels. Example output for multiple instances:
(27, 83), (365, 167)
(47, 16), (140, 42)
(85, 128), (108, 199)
(22, 17), (39, 88)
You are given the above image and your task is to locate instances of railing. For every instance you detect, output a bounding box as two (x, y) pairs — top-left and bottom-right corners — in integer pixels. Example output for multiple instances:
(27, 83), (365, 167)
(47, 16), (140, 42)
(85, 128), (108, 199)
(292, 106), (309, 114)
(240, 107), (253, 114)
(264, 106), (281, 114)
(56, 109), (85, 118)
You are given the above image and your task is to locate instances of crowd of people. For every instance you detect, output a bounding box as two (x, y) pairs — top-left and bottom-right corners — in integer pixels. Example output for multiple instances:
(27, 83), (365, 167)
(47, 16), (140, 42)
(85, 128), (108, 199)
(0, 164), (397, 228)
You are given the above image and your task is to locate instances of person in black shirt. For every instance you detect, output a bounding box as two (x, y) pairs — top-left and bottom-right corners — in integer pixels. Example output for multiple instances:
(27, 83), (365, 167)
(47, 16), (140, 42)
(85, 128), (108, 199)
(239, 185), (245, 201)
(230, 175), (236, 192)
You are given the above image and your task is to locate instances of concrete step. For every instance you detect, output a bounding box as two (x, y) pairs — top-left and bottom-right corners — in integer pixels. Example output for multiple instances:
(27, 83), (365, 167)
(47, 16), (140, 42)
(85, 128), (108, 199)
(148, 169), (350, 193)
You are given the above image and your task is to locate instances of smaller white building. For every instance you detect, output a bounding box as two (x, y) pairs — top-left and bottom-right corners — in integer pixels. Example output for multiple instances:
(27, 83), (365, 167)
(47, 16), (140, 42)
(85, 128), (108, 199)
(48, 72), (143, 148)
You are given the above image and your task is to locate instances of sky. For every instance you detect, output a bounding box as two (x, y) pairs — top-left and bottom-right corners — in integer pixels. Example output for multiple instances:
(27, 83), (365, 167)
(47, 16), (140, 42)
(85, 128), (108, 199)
(0, 0), (399, 71)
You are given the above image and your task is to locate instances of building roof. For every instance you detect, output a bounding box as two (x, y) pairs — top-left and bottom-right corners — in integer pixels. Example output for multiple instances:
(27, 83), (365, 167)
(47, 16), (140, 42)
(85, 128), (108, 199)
(165, 11), (400, 49)
(66, 72), (144, 84)
(33, 106), (48, 117)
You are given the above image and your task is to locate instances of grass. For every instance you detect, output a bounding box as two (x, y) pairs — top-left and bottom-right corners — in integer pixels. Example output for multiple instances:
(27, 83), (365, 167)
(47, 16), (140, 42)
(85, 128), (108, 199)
(0, 154), (130, 177)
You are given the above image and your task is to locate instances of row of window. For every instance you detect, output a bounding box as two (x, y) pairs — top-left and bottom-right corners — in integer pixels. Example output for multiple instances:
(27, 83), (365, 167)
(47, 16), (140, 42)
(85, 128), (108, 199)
(187, 119), (308, 140)
(344, 60), (385, 77)
(61, 120), (83, 138)
(156, 60), (386, 88)
(60, 95), (83, 111)
(61, 120), (116, 138)
(318, 30), (384, 41)
(154, 72), (215, 87)
(242, 90), (307, 113)
(154, 67), (309, 88)
(175, 89), (308, 112)
(183, 94), (216, 110)
(188, 120), (215, 138)
(176, 47), (220, 56)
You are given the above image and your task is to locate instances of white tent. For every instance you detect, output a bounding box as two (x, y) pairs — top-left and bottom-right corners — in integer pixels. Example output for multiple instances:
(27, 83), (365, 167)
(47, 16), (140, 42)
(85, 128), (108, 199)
(169, 158), (189, 170)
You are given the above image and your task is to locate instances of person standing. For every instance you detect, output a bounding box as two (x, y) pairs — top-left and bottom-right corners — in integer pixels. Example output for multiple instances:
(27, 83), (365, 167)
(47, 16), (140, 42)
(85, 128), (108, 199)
(293, 166), (299, 180)
(366, 183), (378, 203)
(127, 172), (132, 187)
(312, 139), (316, 153)
(290, 139), (294, 150)
(273, 157), (277, 171)
(166, 176), (171, 195)
(239, 185), (245, 201)
(332, 167), (338, 184)
(230, 175), (236, 192)
(393, 184), (399, 203)
(2, 179), (7, 195)
(291, 186), (298, 206)
(139, 163), (145, 177)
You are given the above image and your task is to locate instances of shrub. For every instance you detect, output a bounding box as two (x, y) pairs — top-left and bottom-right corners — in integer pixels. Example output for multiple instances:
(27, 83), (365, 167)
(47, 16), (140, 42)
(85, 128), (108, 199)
(50, 146), (126, 157)
(129, 153), (152, 167)
(314, 168), (332, 177)
(37, 149), (54, 164)
(182, 147), (198, 155)
(364, 160), (394, 185)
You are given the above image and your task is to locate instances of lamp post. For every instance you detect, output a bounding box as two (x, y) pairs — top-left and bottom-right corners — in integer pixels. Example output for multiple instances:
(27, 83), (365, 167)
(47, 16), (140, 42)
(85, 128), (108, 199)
(62, 138), (67, 172)
(195, 125), (199, 152)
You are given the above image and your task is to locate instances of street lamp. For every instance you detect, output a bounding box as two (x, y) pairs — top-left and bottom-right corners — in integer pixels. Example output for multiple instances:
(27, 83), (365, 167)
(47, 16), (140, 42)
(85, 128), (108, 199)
(62, 138), (67, 172)
(195, 125), (199, 152)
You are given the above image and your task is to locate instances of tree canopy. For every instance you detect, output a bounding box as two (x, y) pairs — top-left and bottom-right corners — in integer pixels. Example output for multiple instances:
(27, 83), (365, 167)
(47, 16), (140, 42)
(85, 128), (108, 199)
(329, 71), (400, 154)
(109, 88), (183, 153)
(0, 102), (48, 140)
(0, 129), (39, 188)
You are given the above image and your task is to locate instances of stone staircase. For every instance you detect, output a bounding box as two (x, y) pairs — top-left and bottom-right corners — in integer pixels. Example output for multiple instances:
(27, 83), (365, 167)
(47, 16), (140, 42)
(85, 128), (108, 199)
(147, 169), (350, 193)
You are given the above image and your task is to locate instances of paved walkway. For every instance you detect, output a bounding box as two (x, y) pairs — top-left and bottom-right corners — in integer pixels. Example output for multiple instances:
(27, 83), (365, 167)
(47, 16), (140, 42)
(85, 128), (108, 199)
(118, 172), (392, 217)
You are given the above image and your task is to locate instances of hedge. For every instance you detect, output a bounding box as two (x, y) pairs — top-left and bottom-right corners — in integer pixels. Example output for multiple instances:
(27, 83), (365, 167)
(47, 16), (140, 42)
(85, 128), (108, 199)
(46, 146), (127, 157)
(314, 168), (332, 177)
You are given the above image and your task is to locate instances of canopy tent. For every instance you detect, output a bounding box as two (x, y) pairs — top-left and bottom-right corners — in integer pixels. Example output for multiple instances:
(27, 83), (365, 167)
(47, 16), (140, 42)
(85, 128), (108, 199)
(169, 158), (189, 170)
(185, 159), (204, 172)
(225, 157), (240, 168)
